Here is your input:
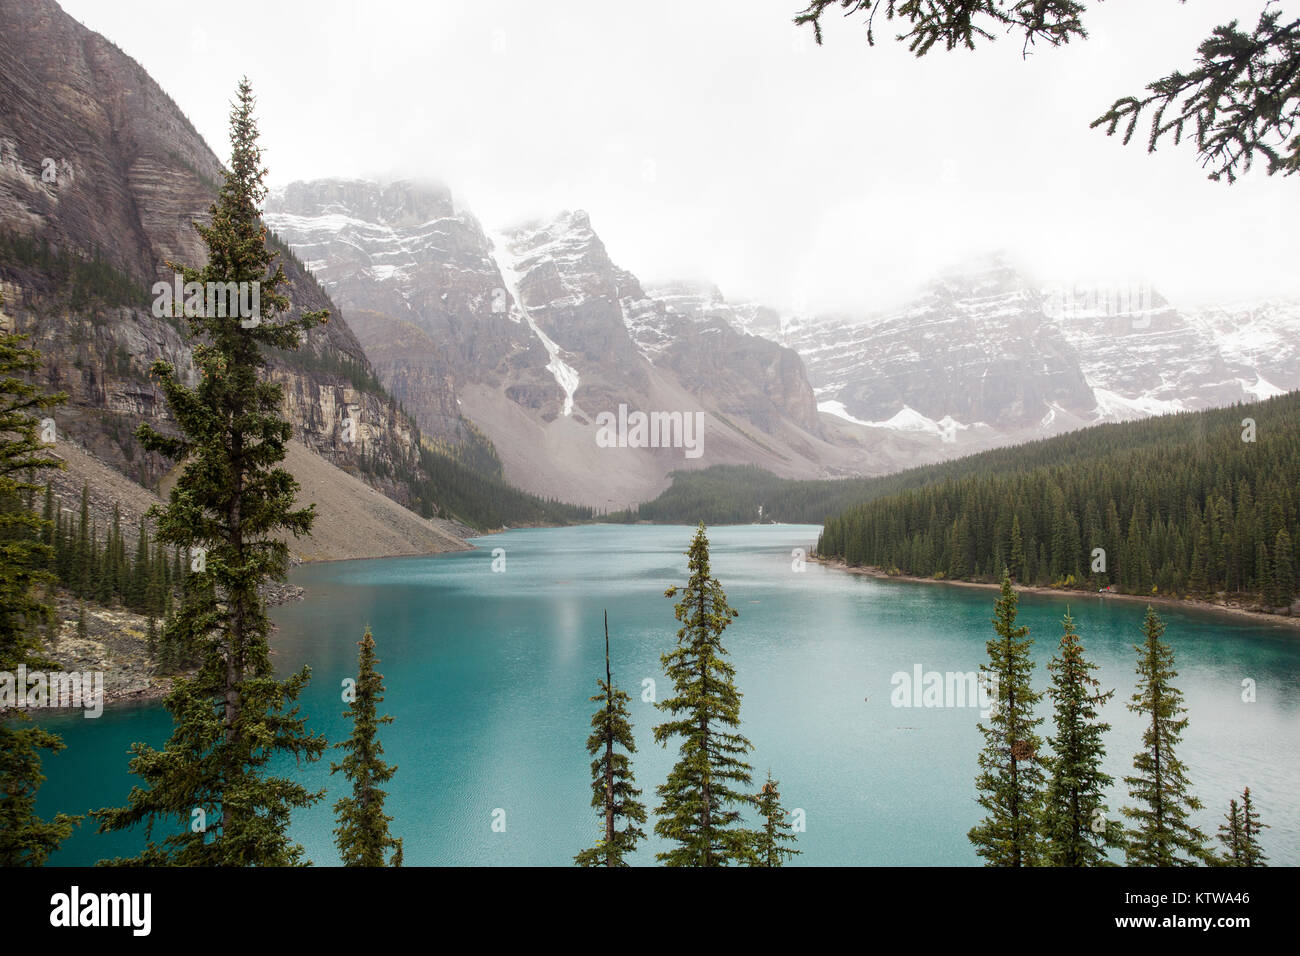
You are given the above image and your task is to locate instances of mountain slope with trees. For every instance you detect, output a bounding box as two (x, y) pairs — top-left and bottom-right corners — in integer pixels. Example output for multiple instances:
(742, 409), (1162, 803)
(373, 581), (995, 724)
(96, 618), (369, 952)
(0, 0), (583, 537)
(817, 391), (1299, 609)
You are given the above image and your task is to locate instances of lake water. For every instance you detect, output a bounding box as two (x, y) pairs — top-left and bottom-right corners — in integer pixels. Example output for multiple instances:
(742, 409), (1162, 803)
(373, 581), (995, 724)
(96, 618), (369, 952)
(33, 524), (1300, 865)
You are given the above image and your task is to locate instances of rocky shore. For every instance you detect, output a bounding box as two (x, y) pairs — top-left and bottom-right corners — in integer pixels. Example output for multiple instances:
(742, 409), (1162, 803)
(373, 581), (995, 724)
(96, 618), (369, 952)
(812, 555), (1300, 630)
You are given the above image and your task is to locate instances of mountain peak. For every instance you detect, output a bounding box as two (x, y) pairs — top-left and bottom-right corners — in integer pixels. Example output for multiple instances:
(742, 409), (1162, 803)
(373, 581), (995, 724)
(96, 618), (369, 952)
(268, 177), (457, 228)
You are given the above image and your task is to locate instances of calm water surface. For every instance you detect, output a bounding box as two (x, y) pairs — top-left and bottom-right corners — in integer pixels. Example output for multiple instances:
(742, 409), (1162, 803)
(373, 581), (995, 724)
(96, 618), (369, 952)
(34, 524), (1300, 865)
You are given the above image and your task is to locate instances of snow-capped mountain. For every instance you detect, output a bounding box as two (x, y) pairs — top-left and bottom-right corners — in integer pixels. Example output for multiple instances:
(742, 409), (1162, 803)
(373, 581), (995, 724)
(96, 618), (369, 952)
(267, 184), (1298, 508)
(265, 180), (859, 507)
(1185, 299), (1300, 400)
(744, 254), (1298, 436)
(785, 255), (1096, 432)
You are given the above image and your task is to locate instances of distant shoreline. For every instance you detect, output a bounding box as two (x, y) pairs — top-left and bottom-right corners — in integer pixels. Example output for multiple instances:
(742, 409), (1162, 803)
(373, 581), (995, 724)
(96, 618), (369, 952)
(811, 555), (1300, 631)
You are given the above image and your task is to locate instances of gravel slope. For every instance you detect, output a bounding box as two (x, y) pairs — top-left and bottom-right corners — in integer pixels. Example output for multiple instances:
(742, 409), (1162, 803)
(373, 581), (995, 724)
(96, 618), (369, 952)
(48, 439), (473, 563)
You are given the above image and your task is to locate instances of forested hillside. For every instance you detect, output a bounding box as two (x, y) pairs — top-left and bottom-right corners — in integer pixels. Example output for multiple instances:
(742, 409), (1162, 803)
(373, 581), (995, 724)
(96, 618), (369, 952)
(409, 442), (593, 529)
(816, 392), (1299, 607)
(621, 393), (1300, 528)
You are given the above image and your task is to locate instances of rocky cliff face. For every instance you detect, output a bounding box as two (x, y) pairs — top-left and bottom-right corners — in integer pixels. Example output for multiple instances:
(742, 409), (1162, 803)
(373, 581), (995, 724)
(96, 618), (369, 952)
(496, 210), (650, 416)
(633, 279), (823, 436)
(0, 0), (219, 278)
(1049, 284), (1241, 416)
(0, 0), (432, 510)
(264, 178), (552, 436)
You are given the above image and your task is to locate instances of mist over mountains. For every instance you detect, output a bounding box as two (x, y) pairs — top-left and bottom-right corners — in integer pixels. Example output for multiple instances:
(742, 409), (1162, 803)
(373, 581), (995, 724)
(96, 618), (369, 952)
(264, 176), (1300, 506)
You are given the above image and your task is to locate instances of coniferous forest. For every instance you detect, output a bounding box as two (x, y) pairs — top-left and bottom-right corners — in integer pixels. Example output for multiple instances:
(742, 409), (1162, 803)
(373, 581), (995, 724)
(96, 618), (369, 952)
(816, 392), (1300, 606)
(33, 484), (182, 621)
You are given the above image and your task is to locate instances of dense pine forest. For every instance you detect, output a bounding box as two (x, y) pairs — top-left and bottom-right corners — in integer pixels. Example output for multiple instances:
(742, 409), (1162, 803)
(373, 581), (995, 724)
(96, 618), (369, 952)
(33, 484), (181, 620)
(621, 392), (1300, 544)
(816, 392), (1299, 606)
(613, 464), (874, 525)
(409, 441), (593, 529)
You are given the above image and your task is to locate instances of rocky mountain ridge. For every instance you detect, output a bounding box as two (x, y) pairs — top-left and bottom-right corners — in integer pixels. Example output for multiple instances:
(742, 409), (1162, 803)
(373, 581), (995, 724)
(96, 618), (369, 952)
(746, 254), (1300, 441)
(0, 0), (447, 520)
(266, 180), (856, 507)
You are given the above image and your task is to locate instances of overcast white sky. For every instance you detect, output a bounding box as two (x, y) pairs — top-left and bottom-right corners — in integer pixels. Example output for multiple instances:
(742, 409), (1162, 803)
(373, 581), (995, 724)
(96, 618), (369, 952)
(61, 0), (1300, 313)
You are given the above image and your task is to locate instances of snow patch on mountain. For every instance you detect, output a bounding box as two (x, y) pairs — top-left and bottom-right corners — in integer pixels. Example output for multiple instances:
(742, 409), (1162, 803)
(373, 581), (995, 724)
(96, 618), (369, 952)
(531, 321), (580, 417)
(619, 292), (671, 357)
(1241, 375), (1285, 400)
(817, 400), (873, 427)
(1090, 386), (1187, 422)
(490, 232), (580, 416)
(820, 401), (980, 439)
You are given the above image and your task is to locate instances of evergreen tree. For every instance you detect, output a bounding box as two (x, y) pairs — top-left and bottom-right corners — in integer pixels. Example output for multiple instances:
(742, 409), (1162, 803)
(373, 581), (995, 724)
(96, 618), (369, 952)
(75, 484), (89, 595)
(1255, 541), (1271, 598)
(146, 538), (167, 616)
(653, 523), (756, 866)
(1008, 513), (1025, 583)
(751, 771), (800, 867)
(795, 2), (1300, 184)
(40, 483), (54, 558)
(107, 505), (123, 600)
(1122, 607), (1209, 866)
(93, 79), (328, 865)
(331, 628), (402, 867)
(1042, 610), (1120, 865)
(1272, 528), (1295, 608)
(1216, 797), (1242, 865)
(969, 570), (1045, 866)
(1217, 787), (1268, 866)
(0, 325), (76, 865)
(574, 611), (646, 867)
(1238, 786), (1267, 867)
(1189, 522), (1209, 594)
(130, 517), (149, 610)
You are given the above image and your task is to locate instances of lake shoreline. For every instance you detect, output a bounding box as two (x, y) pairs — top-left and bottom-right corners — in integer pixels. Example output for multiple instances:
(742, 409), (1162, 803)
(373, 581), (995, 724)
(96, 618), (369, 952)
(812, 555), (1300, 631)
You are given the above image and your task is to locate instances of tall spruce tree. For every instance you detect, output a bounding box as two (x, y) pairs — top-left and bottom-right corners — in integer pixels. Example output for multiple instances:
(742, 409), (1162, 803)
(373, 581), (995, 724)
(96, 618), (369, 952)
(1122, 606), (1209, 866)
(1042, 609), (1120, 865)
(332, 628), (402, 867)
(93, 79), (327, 865)
(1272, 528), (1295, 608)
(74, 484), (89, 595)
(1216, 797), (1243, 865)
(0, 326), (76, 865)
(574, 611), (646, 867)
(40, 482), (54, 559)
(1008, 513), (1025, 583)
(751, 771), (800, 867)
(653, 523), (756, 866)
(969, 569), (1045, 866)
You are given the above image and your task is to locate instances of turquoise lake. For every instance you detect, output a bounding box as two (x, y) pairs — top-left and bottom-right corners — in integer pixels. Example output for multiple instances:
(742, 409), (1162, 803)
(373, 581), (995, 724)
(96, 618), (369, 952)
(33, 524), (1300, 865)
